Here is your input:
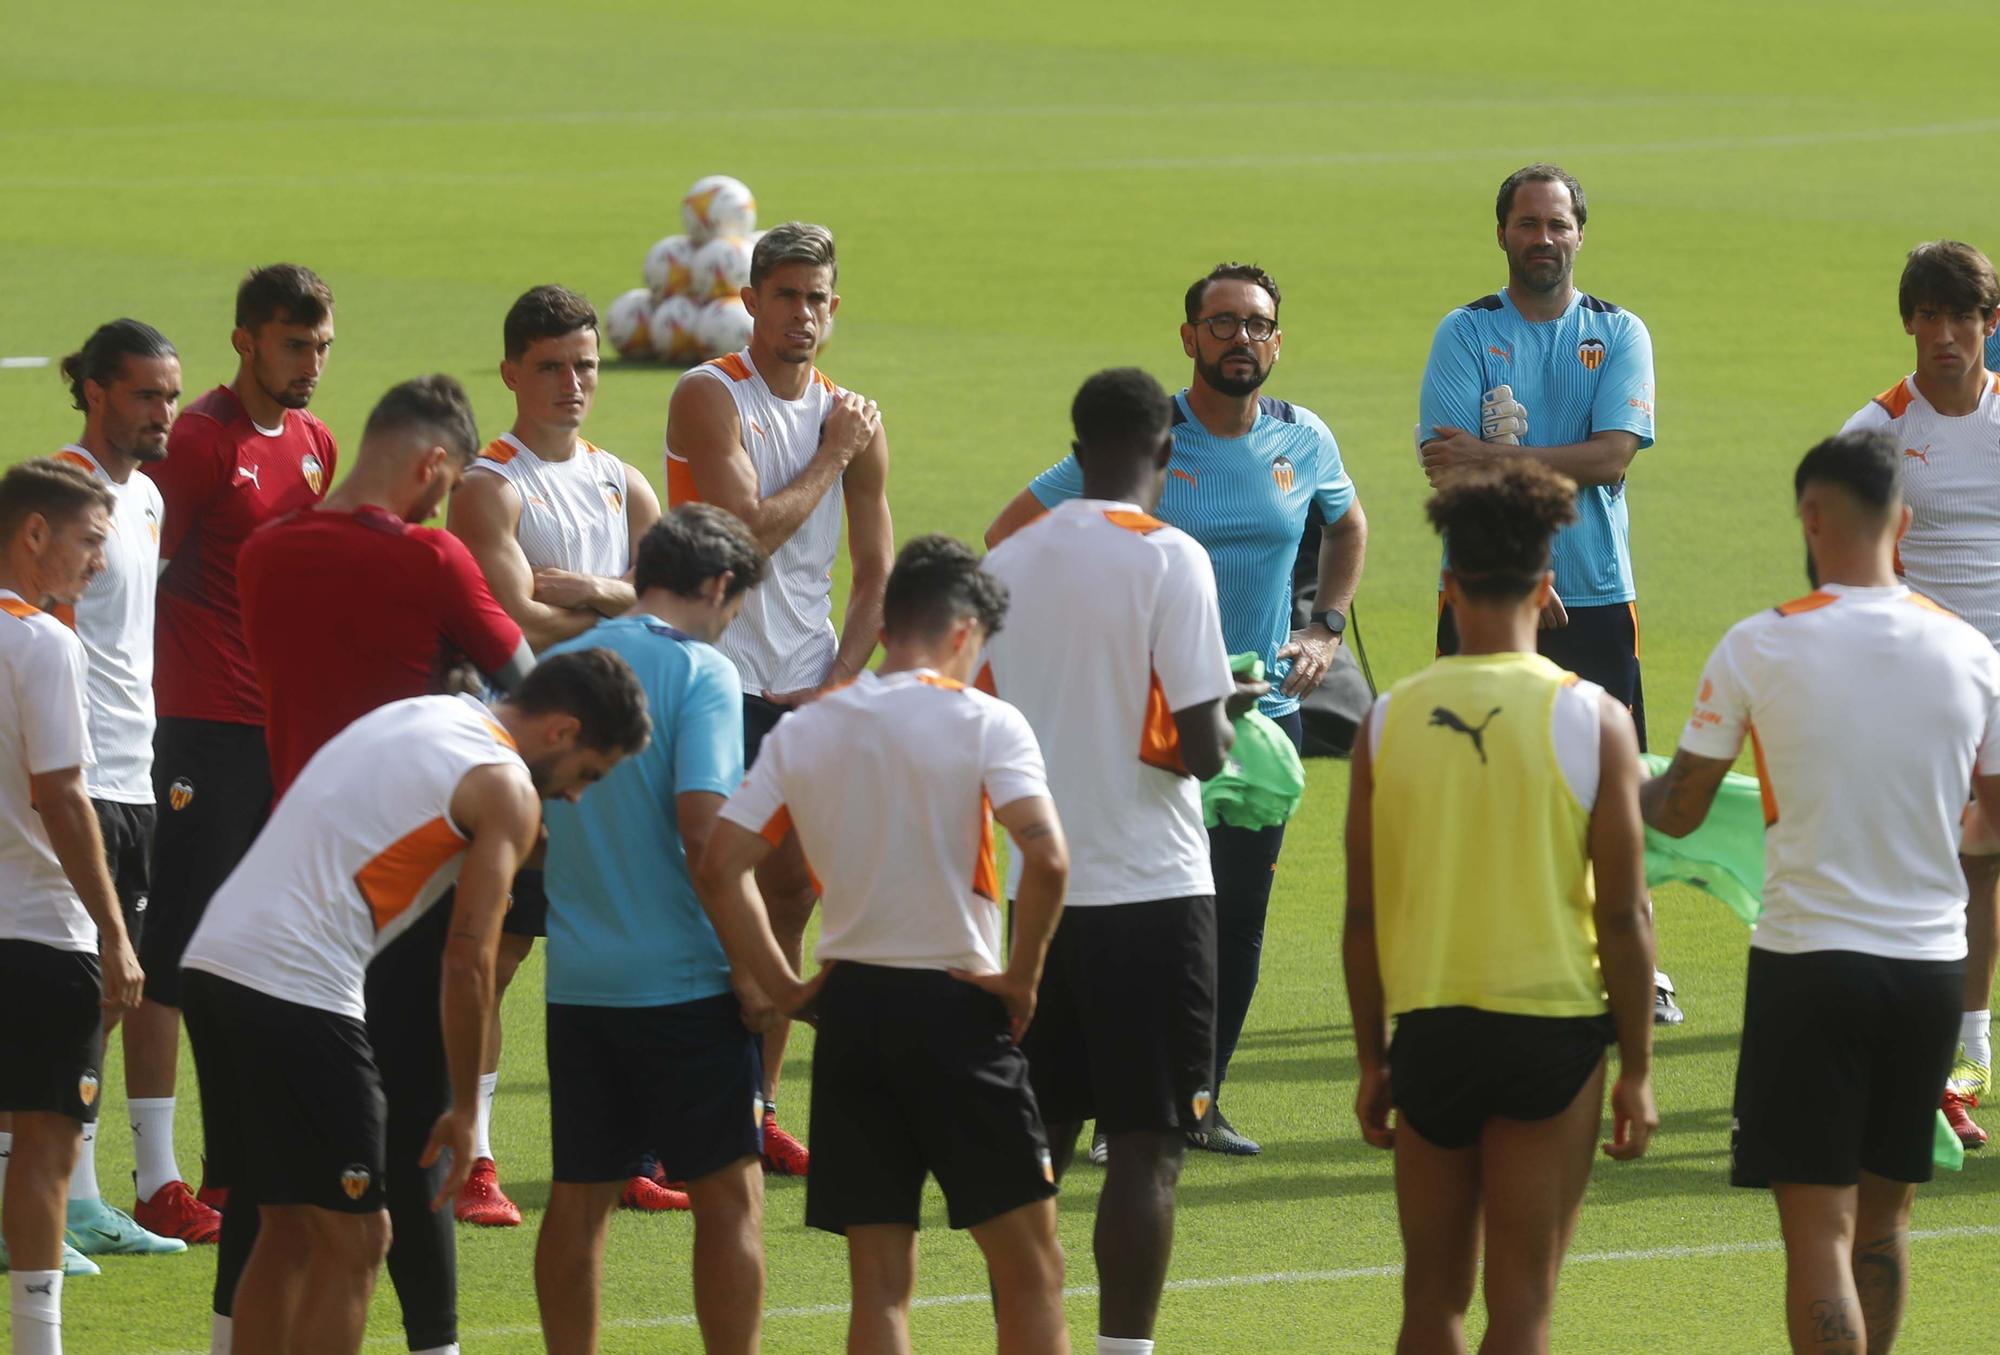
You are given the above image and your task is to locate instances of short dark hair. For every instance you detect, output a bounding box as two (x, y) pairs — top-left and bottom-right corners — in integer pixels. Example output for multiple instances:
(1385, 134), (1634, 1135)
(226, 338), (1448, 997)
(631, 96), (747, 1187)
(507, 647), (651, 756)
(1070, 367), (1172, 469)
(883, 535), (1008, 641)
(750, 222), (837, 289)
(1495, 164), (1587, 229)
(1427, 461), (1579, 600)
(361, 375), (482, 464)
(236, 263), (334, 331)
(503, 285), (598, 361)
(1184, 262), (1281, 325)
(0, 458), (117, 546)
(1795, 429), (1901, 513)
(1897, 240), (2000, 322)
(634, 504), (767, 600)
(60, 319), (177, 413)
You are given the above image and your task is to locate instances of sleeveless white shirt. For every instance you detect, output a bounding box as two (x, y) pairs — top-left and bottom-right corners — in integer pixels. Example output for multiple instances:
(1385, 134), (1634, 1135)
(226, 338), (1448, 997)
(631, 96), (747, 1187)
(469, 432), (632, 578)
(669, 350), (847, 693)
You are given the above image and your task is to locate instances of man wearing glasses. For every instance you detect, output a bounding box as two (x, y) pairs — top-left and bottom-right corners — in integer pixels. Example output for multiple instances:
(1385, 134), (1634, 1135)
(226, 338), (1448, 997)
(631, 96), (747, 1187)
(986, 263), (1368, 1157)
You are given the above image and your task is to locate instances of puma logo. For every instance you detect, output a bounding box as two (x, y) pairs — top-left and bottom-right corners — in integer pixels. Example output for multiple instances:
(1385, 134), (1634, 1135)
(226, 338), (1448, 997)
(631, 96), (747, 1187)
(1170, 467), (1197, 488)
(1430, 705), (1502, 764)
(26, 1279), (53, 1295)
(1904, 446), (1930, 464)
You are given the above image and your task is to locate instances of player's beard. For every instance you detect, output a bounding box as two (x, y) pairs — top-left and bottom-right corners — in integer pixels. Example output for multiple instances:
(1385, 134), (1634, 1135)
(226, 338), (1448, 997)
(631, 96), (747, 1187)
(1197, 346), (1270, 399)
(1508, 247), (1571, 295)
(112, 421), (171, 463)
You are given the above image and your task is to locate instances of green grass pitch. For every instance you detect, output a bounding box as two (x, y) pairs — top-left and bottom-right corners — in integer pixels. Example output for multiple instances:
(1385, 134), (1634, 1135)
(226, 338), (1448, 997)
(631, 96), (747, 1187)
(5, 0), (2000, 1350)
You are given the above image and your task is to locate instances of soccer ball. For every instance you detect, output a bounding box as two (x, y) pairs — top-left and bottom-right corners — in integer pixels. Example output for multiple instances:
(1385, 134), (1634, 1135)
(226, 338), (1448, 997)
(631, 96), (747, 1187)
(649, 295), (705, 366)
(603, 288), (655, 359)
(644, 234), (695, 301)
(682, 175), (756, 245)
(690, 236), (753, 303)
(695, 297), (755, 359)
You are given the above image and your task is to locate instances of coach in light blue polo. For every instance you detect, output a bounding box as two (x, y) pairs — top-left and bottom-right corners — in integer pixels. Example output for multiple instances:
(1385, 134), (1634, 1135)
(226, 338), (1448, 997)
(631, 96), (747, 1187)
(533, 505), (774, 1344)
(1419, 163), (1681, 1026)
(985, 262), (1370, 1158)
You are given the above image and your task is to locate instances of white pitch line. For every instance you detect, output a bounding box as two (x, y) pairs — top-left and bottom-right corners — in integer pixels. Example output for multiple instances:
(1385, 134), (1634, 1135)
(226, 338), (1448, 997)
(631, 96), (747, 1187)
(0, 356), (51, 369)
(131, 1221), (2000, 1353)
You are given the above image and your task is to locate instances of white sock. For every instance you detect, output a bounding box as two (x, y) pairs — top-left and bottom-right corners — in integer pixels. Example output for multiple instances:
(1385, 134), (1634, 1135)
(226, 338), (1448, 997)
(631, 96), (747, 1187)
(472, 1072), (498, 1164)
(130, 1097), (182, 1202)
(11, 1271), (63, 1355)
(209, 1312), (232, 1355)
(0, 1130), (13, 1195)
(412, 1346), (460, 1355)
(1963, 1010), (1993, 1068)
(66, 1124), (99, 1203)
(1097, 1338), (1154, 1354)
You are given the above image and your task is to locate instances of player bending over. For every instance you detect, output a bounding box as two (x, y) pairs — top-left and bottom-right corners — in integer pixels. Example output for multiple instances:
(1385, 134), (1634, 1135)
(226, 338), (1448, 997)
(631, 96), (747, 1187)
(699, 536), (1071, 1355)
(1344, 460), (1657, 1355)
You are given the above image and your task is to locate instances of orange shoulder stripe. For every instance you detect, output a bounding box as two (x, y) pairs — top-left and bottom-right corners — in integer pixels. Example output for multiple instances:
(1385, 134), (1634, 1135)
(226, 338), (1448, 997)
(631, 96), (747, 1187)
(1103, 509), (1167, 535)
(1773, 591), (1838, 617)
(707, 353), (753, 382)
(1905, 593), (1958, 618)
(0, 597), (42, 620)
(811, 369), (837, 394)
(478, 437), (517, 465)
(1873, 379), (1917, 419)
(53, 450), (94, 473)
(914, 673), (967, 693)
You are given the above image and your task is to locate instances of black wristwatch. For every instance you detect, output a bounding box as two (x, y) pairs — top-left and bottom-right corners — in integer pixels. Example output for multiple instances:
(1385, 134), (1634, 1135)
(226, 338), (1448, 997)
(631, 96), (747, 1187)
(1310, 609), (1347, 636)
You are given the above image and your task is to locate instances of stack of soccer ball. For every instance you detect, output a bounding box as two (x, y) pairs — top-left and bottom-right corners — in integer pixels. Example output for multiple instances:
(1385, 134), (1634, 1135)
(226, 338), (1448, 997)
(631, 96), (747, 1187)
(604, 175), (760, 366)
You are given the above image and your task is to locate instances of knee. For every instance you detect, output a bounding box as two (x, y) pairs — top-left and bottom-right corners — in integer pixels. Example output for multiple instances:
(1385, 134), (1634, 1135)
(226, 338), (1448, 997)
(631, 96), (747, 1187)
(990, 1233), (1065, 1299)
(318, 1211), (391, 1273)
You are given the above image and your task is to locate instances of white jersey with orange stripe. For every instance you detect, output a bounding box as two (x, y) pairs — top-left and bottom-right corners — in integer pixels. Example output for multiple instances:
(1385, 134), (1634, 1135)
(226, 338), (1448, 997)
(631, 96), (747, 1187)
(1679, 583), (2000, 961)
(980, 499), (1234, 906)
(0, 590), (97, 952)
(55, 445), (161, 804)
(1842, 373), (2000, 645)
(183, 693), (529, 1018)
(717, 669), (1049, 974)
(467, 432), (633, 578)
(667, 350), (847, 694)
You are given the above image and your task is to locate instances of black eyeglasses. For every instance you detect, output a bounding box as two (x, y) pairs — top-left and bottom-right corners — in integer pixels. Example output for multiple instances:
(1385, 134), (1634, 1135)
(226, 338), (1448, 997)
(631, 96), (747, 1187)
(1197, 313), (1277, 342)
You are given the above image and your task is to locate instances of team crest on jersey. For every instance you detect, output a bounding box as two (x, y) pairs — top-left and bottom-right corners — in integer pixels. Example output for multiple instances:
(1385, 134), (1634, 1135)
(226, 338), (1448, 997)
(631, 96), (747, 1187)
(1577, 338), (1606, 371)
(340, 1165), (372, 1200)
(600, 477), (625, 515)
(1270, 455), (1295, 493)
(301, 452), (326, 495)
(168, 777), (194, 811)
(1192, 1087), (1213, 1123)
(78, 1073), (100, 1107)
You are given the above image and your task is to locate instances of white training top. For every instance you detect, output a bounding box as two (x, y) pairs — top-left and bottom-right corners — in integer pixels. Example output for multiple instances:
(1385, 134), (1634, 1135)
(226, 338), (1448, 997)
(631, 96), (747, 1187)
(671, 351), (848, 694)
(183, 694), (529, 1018)
(0, 591), (97, 952)
(1843, 374), (2000, 646)
(56, 445), (161, 804)
(469, 433), (632, 580)
(981, 499), (1234, 905)
(719, 669), (1049, 973)
(1368, 677), (1606, 810)
(1679, 584), (2000, 960)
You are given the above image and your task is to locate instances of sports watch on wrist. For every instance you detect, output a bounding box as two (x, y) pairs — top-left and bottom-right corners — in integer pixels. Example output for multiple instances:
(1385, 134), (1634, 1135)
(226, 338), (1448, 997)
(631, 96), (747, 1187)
(1309, 609), (1347, 636)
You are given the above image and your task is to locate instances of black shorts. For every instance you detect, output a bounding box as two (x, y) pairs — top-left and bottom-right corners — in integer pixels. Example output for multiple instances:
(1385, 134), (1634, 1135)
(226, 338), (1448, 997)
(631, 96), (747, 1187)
(0, 940), (104, 1122)
(548, 993), (764, 1185)
(1390, 1006), (1615, 1150)
(498, 868), (550, 939)
(807, 963), (1057, 1234)
(1438, 599), (1646, 751)
(92, 799), (154, 945)
(183, 969), (387, 1213)
(1732, 948), (1962, 1188)
(1021, 896), (1218, 1135)
(743, 692), (787, 771)
(145, 718), (272, 1006)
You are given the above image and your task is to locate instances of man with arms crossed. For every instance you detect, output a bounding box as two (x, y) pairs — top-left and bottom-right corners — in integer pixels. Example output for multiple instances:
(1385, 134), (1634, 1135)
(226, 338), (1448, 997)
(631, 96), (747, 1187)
(699, 536), (1071, 1355)
(448, 284), (661, 1220)
(1417, 164), (1681, 1027)
(226, 375), (531, 1355)
(1645, 430), (2000, 1355)
(41, 322), (186, 1261)
(535, 506), (771, 1355)
(987, 263), (1367, 1156)
(982, 368), (1261, 1355)
(667, 221), (893, 1175)
(1839, 240), (2000, 1149)
(179, 652), (648, 1355)
(0, 460), (144, 1353)
(127, 264), (339, 1242)
(1345, 460), (1656, 1355)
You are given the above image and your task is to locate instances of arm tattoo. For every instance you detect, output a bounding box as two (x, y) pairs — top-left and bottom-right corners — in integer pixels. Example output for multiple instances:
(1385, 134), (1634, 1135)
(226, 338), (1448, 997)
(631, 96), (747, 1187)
(1014, 820), (1056, 843)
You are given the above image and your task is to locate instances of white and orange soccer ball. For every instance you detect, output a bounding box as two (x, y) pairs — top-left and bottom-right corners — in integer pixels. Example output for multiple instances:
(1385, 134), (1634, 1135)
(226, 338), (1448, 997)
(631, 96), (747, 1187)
(604, 288), (655, 359)
(695, 297), (755, 359)
(689, 236), (753, 303)
(649, 295), (705, 366)
(644, 234), (695, 301)
(682, 175), (756, 245)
